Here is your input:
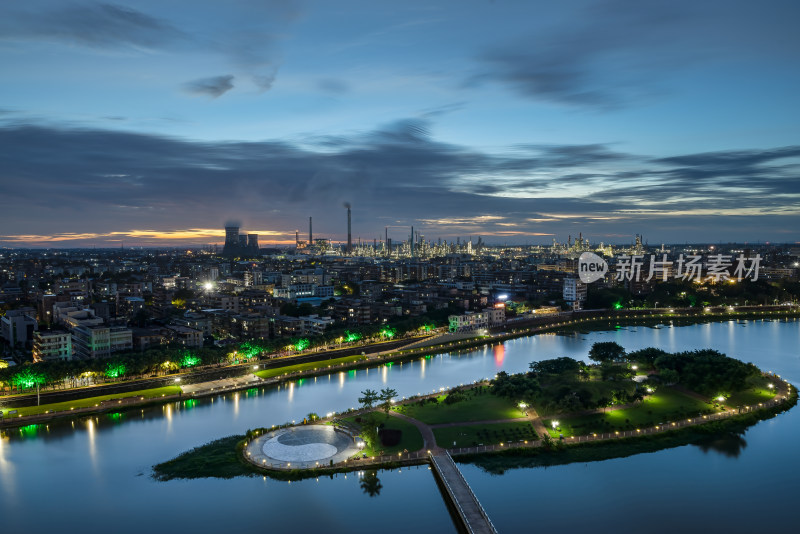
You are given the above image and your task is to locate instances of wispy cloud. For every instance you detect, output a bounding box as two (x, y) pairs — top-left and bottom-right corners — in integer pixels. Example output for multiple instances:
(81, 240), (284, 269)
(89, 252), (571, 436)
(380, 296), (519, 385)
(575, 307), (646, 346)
(183, 75), (235, 98)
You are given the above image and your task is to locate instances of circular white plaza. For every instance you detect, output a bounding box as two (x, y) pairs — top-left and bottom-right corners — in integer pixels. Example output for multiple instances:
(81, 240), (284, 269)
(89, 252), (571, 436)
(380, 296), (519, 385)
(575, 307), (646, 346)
(245, 425), (360, 469)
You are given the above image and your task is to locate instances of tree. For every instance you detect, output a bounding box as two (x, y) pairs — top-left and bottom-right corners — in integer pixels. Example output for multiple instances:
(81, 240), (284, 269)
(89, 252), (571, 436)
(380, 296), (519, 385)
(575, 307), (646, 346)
(659, 368), (679, 385)
(530, 357), (581, 375)
(359, 470), (383, 497)
(588, 342), (626, 363)
(358, 389), (379, 410)
(379, 387), (398, 414)
(627, 347), (667, 365)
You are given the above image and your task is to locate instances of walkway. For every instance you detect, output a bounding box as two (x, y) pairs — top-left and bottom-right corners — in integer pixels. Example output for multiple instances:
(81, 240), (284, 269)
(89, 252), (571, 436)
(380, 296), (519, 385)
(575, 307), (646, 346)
(430, 452), (498, 534)
(388, 410), (441, 452)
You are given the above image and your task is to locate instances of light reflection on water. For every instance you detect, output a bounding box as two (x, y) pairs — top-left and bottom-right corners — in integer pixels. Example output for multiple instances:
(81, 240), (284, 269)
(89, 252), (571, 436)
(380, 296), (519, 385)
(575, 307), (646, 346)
(0, 318), (797, 533)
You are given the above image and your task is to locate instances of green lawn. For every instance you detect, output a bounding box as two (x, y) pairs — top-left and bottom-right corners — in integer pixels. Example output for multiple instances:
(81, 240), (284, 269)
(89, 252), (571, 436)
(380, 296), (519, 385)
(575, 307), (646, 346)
(726, 387), (776, 407)
(255, 354), (368, 379)
(433, 422), (538, 449)
(544, 387), (717, 437)
(0, 386), (182, 418)
(342, 414), (424, 456)
(392, 387), (524, 424)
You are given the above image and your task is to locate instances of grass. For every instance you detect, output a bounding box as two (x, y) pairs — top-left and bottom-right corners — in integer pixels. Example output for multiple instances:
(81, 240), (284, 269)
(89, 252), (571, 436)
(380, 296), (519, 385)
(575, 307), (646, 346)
(726, 375), (777, 407)
(392, 387), (523, 424)
(255, 354), (368, 379)
(433, 422), (538, 449)
(544, 387), (717, 437)
(341, 414), (424, 456)
(460, 388), (798, 475)
(0, 386), (182, 418)
(153, 435), (251, 481)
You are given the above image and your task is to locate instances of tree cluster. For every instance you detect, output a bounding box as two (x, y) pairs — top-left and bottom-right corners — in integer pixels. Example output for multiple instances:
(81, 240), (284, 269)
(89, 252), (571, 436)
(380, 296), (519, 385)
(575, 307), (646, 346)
(653, 349), (759, 396)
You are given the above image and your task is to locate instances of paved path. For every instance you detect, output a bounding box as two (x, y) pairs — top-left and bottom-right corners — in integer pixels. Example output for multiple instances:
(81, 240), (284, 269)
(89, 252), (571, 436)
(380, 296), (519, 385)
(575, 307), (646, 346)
(388, 410), (441, 452)
(180, 375), (264, 395)
(525, 407), (550, 438)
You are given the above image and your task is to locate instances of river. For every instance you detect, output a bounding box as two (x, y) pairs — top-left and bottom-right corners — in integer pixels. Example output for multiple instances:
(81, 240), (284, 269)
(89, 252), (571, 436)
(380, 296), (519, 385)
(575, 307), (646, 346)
(1, 318), (798, 533)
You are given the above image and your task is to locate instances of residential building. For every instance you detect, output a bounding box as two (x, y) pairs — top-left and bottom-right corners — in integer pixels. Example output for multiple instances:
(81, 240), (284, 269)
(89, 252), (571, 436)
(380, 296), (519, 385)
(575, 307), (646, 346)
(32, 329), (72, 361)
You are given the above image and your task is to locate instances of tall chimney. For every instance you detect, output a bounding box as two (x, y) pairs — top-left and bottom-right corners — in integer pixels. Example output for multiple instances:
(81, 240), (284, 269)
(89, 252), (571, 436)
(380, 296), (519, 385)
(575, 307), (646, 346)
(347, 206), (352, 254)
(295, 230), (299, 246)
(309, 217), (313, 243)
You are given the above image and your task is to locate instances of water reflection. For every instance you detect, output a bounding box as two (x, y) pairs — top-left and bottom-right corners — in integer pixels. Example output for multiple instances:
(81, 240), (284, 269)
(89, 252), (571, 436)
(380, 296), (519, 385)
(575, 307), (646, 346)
(359, 470), (383, 497)
(493, 344), (505, 366)
(0, 434), (16, 504)
(694, 432), (748, 458)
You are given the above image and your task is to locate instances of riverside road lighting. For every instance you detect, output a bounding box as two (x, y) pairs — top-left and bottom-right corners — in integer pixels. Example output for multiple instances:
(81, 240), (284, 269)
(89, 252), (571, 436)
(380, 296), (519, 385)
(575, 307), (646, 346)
(551, 420), (559, 429)
(203, 282), (213, 291)
(717, 396), (726, 402)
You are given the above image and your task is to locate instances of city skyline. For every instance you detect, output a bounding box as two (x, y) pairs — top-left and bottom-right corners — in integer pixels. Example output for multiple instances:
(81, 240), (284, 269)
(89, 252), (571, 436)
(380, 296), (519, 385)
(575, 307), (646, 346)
(2, 1), (799, 247)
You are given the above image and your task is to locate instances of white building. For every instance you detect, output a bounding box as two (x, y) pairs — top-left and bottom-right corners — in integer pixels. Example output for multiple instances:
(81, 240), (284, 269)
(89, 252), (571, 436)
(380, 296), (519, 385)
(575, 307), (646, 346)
(33, 330), (72, 361)
(300, 314), (335, 336)
(563, 277), (587, 310)
(0, 309), (38, 347)
(71, 325), (133, 359)
(448, 311), (489, 332)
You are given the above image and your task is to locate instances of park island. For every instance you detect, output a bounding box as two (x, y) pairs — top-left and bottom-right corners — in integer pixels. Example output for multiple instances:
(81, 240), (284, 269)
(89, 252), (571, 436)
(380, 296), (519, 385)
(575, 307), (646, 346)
(153, 342), (796, 482)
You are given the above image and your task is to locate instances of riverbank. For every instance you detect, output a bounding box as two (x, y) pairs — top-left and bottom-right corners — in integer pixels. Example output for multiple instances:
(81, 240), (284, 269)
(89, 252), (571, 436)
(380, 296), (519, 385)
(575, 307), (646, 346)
(6, 309), (798, 428)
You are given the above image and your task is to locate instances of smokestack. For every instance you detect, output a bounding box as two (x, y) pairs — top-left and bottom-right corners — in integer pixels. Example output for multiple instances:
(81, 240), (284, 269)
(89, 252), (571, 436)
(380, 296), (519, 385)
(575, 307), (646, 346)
(344, 203), (352, 254)
(309, 217), (313, 243)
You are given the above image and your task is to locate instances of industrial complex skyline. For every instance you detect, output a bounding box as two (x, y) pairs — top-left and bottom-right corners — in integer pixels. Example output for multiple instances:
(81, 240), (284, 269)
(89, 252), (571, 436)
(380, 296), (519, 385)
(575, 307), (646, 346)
(1, 1), (799, 247)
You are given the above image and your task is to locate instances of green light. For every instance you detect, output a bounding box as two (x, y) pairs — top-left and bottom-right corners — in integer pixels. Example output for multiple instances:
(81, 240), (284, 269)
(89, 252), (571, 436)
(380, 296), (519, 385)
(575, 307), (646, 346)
(239, 340), (263, 359)
(295, 338), (310, 351)
(381, 327), (397, 339)
(344, 330), (361, 342)
(613, 302), (623, 310)
(180, 351), (201, 368)
(19, 424), (38, 437)
(11, 368), (46, 390)
(105, 363), (126, 378)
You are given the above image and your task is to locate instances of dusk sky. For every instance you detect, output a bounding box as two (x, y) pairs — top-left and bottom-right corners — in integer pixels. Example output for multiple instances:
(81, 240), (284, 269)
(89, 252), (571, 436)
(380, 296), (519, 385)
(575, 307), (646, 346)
(1, 0), (799, 247)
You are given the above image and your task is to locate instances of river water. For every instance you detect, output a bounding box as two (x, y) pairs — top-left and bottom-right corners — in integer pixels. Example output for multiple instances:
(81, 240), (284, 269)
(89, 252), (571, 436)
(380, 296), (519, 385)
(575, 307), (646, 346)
(1, 318), (798, 533)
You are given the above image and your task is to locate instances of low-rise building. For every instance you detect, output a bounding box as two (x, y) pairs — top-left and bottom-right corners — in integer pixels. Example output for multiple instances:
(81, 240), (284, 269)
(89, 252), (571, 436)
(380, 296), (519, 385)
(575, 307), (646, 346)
(71, 324), (133, 359)
(0, 309), (38, 347)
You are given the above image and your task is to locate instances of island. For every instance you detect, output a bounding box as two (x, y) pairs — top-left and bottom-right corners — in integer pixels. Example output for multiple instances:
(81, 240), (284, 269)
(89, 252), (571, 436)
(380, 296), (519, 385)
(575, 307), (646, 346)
(153, 342), (797, 481)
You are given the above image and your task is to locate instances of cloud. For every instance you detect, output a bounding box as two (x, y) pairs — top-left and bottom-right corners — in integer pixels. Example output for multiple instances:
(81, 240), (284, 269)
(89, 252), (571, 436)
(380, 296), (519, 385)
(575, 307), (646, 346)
(0, 120), (797, 246)
(0, 2), (299, 92)
(468, 1), (686, 107)
(183, 75), (235, 98)
(252, 69), (279, 92)
(0, 2), (186, 50)
(317, 78), (350, 94)
(466, 1), (799, 109)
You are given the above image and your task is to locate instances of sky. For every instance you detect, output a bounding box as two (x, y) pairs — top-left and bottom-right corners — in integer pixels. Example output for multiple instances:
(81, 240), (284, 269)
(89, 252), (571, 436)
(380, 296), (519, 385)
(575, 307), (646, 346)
(1, 0), (799, 248)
